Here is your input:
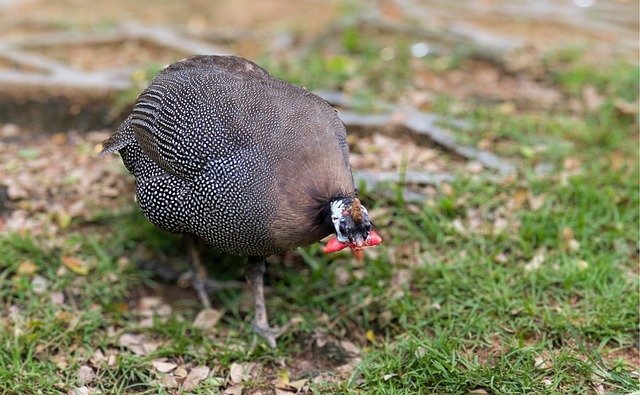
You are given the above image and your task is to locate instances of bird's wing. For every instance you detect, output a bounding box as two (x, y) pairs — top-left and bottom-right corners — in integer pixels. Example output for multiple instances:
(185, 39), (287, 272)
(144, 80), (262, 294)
(101, 116), (134, 155)
(129, 56), (272, 181)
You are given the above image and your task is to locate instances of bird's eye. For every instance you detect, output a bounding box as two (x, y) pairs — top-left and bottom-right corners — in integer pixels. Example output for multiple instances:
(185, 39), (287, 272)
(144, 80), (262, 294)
(339, 222), (347, 235)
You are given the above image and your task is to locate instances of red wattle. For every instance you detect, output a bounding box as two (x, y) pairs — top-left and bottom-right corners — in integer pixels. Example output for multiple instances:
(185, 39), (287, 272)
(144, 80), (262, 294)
(366, 231), (382, 246)
(323, 237), (350, 253)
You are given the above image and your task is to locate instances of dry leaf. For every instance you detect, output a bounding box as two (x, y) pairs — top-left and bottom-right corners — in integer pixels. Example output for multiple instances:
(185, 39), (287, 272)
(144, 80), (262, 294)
(117, 333), (151, 355)
(193, 308), (222, 331)
(61, 255), (90, 276)
(313, 330), (331, 348)
(51, 353), (69, 369)
(88, 349), (106, 365)
(51, 291), (65, 305)
(499, 325), (515, 334)
(17, 260), (38, 276)
(224, 384), (244, 395)
(365, 329), (376, 343)
(151, 360), (177, 373)
(528, 194), (546, 211)
(451, 218), (466, 234)
(157, 374), (179, 389)
(494, 252), (508, 264)
(5, 177), (30, 200)
(289, 379), (308, 390)
(534, 355), (545, 369)
(183, 366), (211, 391)
(69, 387), (99, 395)
(340, 340), (360, 357)
(510, 307), (524, 316)
(56, 311), (75, 325)
(138, 296), (162, 311)
(591, 382), (605, 395)
(534, 353), (552, 370)
(173, 366), (188, 381)
(336, 362), (357, 374)
(576, 260), (589, 270)
(77, 365), (95, 385)
(524, 250), (545, 272)
(614, 97), (638, 115)
(31, 275), (48, 294)
(106, 353), (117, 367)
(229, 362), (250, 384)
(275, 369), (289, 389)
(510, 187), (529, 210)
(567, 239), (580, 251)
(139, 317), (154, 328)
(55, 210), (72, 229)
(560, 227), (580, 251)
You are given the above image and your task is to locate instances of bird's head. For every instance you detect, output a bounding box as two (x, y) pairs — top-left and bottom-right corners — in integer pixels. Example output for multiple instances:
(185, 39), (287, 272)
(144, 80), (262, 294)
(323, 197), (382, 261)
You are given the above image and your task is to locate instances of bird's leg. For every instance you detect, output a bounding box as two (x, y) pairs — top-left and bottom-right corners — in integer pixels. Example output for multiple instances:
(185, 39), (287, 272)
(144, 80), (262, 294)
(184, 234), (249, 309)
(185, 234), (212, 309)
(246, 257), (291, 348)
(184, 235), (245, 308)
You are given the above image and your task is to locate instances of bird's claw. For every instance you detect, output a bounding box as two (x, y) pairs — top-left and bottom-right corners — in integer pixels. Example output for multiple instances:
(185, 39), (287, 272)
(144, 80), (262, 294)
(253, 317), (301, 348)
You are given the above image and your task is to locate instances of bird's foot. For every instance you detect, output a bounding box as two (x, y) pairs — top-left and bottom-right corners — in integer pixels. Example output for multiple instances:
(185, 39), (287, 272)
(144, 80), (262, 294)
(247, 257), (302, 348)
(253, 317), (301, 348)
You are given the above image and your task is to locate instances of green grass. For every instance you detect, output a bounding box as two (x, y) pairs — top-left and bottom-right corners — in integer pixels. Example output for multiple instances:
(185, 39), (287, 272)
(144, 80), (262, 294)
(1, 30), (638, 395)
(2, 134), (637, 393)
(353, 182), (637, 393)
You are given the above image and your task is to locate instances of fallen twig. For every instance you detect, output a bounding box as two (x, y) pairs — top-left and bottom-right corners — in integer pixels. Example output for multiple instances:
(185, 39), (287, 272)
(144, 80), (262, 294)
(338, 108), (514, 175)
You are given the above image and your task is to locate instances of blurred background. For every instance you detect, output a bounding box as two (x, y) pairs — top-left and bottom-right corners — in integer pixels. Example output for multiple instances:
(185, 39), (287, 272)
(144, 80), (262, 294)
(0, 0), (637, 233)
(0, 1), (638, 394)
(0, 0), (637, 130)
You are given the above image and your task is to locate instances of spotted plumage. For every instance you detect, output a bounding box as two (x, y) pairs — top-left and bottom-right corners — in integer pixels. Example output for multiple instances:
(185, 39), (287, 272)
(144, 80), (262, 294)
(102, 55), (381, 347)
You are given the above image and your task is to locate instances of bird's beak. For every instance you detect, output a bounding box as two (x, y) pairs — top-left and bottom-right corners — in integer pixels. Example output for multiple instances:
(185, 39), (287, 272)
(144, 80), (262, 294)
(352, 230), (382, 261)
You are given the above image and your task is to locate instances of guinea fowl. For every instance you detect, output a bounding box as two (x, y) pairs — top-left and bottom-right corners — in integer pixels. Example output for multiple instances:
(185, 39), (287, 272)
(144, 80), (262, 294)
(102, 55), (381, 347)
